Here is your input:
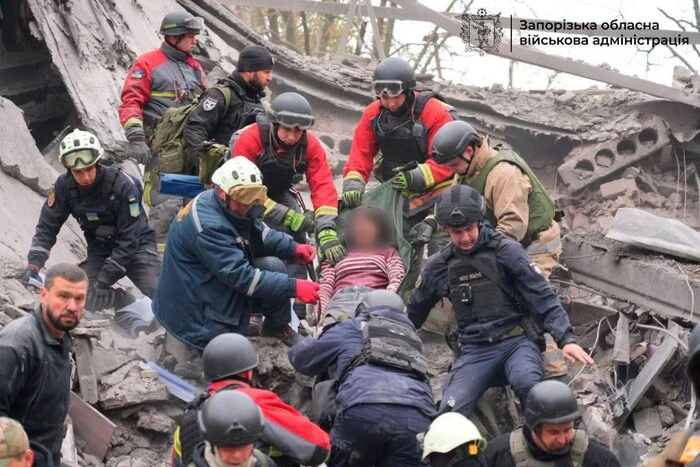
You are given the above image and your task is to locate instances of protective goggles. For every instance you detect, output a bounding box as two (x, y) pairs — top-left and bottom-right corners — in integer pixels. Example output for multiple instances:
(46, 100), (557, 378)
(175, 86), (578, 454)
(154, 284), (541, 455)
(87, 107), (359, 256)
(183, 16), (205, 31)
(273, 111), (315, 130)
(372, 80), (405, 97)
(62, 150), (99, 169)
(227, 184), (268, 205)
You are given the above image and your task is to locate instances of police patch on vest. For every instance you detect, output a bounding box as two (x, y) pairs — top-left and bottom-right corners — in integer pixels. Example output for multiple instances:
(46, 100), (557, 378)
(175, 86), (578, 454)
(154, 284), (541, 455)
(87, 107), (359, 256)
(202, 97), (218, 112)
(47, 187), (56, 207)
(131, 70), (144, 79)
(128, 196), (140, 218)
(529, 262), (543, 276)
(85, 212), (100, 222)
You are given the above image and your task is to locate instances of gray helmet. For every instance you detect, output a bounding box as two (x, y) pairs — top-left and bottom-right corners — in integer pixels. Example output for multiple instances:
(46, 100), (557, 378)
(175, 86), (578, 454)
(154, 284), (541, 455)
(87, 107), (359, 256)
(203, 333), (259, 383)
(434, 185), (485, 228)
(372, 57), (416, 97)
(524, 381), (580, 429)
(687, 324), (700, 396)
(268, 92), (315, 130)
(432, 120), (481, 165)
(197, 391), (264, 446)
(160, 11), (204, 36)
(356, 290), (406, 315)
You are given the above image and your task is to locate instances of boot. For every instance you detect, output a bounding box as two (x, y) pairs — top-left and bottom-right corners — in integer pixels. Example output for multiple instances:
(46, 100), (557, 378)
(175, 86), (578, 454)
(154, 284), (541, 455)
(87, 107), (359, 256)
(260, 324), (304, 346)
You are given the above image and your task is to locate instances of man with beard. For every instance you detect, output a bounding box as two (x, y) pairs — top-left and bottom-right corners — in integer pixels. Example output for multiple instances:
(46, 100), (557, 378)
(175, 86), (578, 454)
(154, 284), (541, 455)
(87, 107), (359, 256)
(0, 264), (88, 467)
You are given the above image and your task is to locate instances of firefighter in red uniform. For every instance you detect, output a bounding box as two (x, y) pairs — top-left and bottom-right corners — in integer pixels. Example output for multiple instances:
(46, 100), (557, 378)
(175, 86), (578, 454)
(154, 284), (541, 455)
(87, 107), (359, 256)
(341, 57), (456, 273)
(232, 92), (343, 315)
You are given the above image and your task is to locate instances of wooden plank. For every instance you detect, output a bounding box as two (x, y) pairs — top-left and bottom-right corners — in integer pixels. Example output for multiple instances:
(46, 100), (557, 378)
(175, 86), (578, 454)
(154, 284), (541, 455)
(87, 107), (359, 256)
(73, 337), (99, 404)
(68, 392), (116, 460)
(363, 0), (386, 60)
(612, 313), (630, 364)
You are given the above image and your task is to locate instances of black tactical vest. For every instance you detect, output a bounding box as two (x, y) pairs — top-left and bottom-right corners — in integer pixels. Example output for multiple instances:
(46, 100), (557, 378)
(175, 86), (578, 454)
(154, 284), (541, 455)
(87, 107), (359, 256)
(441, 237), (521, 328)
(255, 115), (308, 198)
(211, 79), (265, 144)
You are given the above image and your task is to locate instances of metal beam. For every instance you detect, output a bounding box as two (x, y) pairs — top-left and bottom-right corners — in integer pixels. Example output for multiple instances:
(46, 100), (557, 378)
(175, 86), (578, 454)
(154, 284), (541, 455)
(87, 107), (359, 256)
(364, 0), (386, 59)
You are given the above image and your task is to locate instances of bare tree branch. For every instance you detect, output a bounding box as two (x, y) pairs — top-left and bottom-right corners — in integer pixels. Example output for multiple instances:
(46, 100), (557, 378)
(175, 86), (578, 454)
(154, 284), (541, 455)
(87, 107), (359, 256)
(665, 44), (698, 72)
(658, 8), (700, 62)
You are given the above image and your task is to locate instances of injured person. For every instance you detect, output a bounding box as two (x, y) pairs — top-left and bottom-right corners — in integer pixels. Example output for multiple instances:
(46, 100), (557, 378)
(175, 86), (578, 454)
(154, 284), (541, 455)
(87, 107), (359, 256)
(314, 206), (406, 328)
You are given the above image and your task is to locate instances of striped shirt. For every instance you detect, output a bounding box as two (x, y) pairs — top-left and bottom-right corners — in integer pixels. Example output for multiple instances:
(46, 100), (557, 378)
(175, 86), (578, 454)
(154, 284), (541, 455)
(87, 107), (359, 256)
(319, 248), (406, 314)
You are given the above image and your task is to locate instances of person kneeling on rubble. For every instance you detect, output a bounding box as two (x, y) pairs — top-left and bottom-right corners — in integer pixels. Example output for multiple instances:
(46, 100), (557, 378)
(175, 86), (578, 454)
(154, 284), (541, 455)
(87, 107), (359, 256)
(190, 390), (276, 467)
(23, 129), (160, 314)
(419, 412), (487, 467)
(289, 290), (435, 467)
(153, 157), (320, 358)
(315, 205), (405, 328)
(484, 380), (621, 466)
(407, 184), (593, 418)
(172, 333), (330, 467)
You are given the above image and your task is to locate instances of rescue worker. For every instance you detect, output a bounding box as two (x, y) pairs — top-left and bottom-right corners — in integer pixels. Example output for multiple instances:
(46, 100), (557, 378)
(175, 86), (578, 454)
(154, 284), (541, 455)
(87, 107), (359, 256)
(0, 417), (36, 467)
(484, 380), (621, 466)
(119, 10), (207, 164)
(407, 185), (592, 418)
(153, 157), (319, 354)
(22, 129), (159, 313)
(190, 391), (276, 467)
(0, 264), (88, 467)
(340, 57), (456, 259)
(420, 413), (486, 467)
(411, 120), (561, 278)
(173, 333), (330, 467)
(184, 45), (273, 170)
(289, 290), (435, 466)
(232, 92), (343, 266)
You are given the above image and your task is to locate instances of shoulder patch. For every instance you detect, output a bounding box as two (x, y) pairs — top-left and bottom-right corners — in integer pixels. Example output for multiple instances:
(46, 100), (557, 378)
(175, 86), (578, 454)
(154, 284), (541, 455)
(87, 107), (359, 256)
(47, 187), (56, 207)
(129, 196), (141, 218)
(131, 69), (145, 79)
(415, 273), (423, 288)
(202, 97), (218, 112)
(529, 262), (543, 277)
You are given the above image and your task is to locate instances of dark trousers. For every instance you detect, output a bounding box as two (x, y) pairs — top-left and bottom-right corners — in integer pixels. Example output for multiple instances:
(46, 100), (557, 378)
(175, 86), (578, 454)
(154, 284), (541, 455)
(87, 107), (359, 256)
(251, 256), (293, 330)
(329, 404), (430, 467)
(440, 335), (544, 417)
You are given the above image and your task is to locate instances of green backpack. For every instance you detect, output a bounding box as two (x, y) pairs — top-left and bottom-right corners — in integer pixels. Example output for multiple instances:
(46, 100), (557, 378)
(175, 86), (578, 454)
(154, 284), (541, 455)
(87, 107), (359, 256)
(151, 84), (233, 174)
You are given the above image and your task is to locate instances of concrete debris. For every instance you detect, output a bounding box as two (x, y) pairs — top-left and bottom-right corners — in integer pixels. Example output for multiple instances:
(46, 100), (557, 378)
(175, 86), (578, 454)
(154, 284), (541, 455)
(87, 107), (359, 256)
(99, 361), (170, 410)
(633, 408), (664, 439)
(600, 178), (639, 200)
(136, 412), (175, 435)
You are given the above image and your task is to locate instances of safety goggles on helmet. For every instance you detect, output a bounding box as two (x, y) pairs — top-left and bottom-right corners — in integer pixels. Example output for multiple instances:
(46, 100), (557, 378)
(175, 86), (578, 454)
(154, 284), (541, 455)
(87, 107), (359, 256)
(372, 80), (405, 98)
(62, 149), (100, 170)
(227, 184), (268, 206)
(272, 110), (315, 130)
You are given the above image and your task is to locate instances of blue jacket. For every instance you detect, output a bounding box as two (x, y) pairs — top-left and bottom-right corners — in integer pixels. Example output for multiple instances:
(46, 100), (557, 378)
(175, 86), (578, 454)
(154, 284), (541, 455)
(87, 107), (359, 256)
(407, 223), (576, 348)
(153, 189), (298, 350)
(289, 307), (436, 418)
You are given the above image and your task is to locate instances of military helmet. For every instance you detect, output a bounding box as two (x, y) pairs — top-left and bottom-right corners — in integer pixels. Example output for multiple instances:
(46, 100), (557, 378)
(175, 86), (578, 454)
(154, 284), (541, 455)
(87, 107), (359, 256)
(356, 290), (406, 315)
(432, 120), (481, 165)
(203, 333), (259, 383)
(267, 93), (315, 130)
(372, 57), (416, 97)
(434, 185), (485, 228)
(524, 380), (580, 429)
(160, 11), (204, 36)
(197, 391), (264, 446)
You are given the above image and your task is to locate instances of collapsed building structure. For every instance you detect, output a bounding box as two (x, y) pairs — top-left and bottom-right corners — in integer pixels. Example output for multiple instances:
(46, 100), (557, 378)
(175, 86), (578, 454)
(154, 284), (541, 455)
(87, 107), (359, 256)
(1, 0), (700, 465)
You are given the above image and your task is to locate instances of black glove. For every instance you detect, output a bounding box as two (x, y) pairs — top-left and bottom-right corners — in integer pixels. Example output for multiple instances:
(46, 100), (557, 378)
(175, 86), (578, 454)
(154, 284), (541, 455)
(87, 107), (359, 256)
(409, 217), (437, 247)
(21, 265), (40, 284)
(85, 281), (116, 312)
(124, 126), (151, 165)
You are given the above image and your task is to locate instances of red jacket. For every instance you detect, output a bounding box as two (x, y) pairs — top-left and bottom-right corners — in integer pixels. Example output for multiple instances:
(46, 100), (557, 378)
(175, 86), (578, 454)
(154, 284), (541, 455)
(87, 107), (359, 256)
(119, 43), (207, 130)
(233, 123), (338, 221)
(344, 92), (454, 185)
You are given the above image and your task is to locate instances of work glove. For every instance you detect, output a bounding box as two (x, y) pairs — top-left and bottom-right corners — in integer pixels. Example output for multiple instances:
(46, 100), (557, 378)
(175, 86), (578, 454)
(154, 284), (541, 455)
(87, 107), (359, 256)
(295, 279), (321, 304)
(392, 164), (429, 192)
(409, 217), (437, 247)
(124, 125), (151, 165)
(21, 265), (40, 284)
(85, 281), (115, 312)
(284, 209), (315, 234)
(341, 176), (365, 209)
(317, 228), (347, 265)
(294, 244), (316, 265)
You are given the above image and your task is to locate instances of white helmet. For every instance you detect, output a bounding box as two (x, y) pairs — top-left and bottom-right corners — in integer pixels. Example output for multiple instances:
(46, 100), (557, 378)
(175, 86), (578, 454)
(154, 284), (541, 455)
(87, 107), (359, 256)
(421, 413), (486, 460)
(212, 157), (263, 192)
(59, 129), (103, 169)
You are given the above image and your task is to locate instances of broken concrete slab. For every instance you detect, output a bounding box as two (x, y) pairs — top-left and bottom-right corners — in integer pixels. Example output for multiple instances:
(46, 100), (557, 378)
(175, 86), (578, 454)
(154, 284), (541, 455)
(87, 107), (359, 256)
(74, 337), (99, 404)
(600, 178), (638, 200)
(606, 208), (700, 262)
(136, 412), (174, 434)
(633, 408), (663, 439)
(99, 362), (169, 410)
(612, 313), (630, 364)
(583, 405), (617, 448)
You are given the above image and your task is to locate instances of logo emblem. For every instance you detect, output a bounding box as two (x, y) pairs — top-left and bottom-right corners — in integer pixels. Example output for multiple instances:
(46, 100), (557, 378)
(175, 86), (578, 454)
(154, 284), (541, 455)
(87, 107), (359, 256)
(202, 97), (218, 112)
(47, 187), (56, 207)
(460, 8), (504, 56)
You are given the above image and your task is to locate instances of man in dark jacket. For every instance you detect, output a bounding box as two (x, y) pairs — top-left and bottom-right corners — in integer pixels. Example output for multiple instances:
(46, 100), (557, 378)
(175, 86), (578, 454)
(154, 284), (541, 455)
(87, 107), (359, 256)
(407, 185), (592, 418)
(153, 157), (320, 352)
(0, 264), (88, 467)
(484, 381), (621, 467)
(289, 290), (435, 467)
(22, 129), (159, 313)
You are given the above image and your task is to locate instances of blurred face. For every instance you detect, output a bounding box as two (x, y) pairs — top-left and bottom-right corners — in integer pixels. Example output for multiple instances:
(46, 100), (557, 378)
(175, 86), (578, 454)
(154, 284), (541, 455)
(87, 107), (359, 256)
(276, 126), (304, 146)
(446, 223), (480, 252)
(70, 166), (97, 186)
(348, 214), (381, 250)
(379, 92), (406, 112)
(41, 277), (87, 338)
(7, 449), (34, 467)
(169, 33), (198, 53)
(533, 422), (576, 454)
(241, 70), (272, 89)
(216, 444), (255, 465)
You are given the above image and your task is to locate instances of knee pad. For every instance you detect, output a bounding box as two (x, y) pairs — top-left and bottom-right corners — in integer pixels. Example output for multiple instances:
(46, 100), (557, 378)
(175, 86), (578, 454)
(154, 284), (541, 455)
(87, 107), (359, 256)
(253, 256), (287, 274)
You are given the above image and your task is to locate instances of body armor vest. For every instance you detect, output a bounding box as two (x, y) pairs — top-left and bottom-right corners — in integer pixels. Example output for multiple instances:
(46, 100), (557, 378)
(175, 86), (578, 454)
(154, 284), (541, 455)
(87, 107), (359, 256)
(509, 428), (588, 467)
(441, 237), (521, 328)
(211, 79), (265, 144)
(255, 115), (308, 197)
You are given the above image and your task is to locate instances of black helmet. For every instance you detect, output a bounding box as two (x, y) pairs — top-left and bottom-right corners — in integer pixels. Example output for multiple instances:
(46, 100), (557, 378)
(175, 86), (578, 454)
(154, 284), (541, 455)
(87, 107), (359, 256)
(203, 333), (259, 382)
(687, 324), (700, 396)
(267, 93), (314, 130)
(160, 11), (204, 36)
(432, 121), (481, 165)
(356, 290), (406, 315)
(197, 391), (264, 446)
(434, 185), (485, 228)
(524, 381), (580, 429)
(372, 57), (416, 97)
